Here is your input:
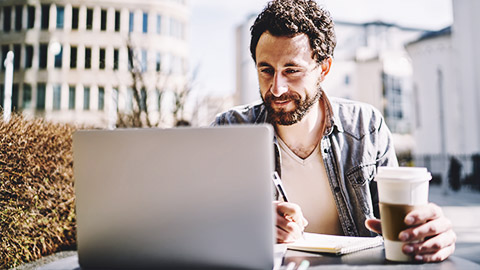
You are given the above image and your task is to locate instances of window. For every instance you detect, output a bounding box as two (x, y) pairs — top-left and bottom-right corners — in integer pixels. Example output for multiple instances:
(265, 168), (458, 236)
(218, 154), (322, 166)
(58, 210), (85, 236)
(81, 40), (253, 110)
(36, 83), (46, 110)
(25, 45), (33, 68)
(126, 88), (133, 112)
(39, 44), (47, 68)
(113, 49), (119, 70)
(70, 46), (77, 68)
(54, 44), (62, 68)
(140, 88), (147, 112)
(156, 52), (161, 71)
(12, 84), (19, 111)
(114, 11), (120, 32)
(85, 47), (91, 69)
(1, 45), (9, 71)
(56, 6), (64, 29)
(0, 84), (3, 107)
(27, 6), (35, 29)
(83, 86), (90, 110)
(86, 8), (93, 30)
(129, 12), (134, 32)
(99, 48), (105, 69)
(53, 84), (61, 110)
(23, 84), (32, 109)
(41, 4), (49, 30)
(156, 15), (161, 34)
(100, 9), (107, 31)
(71, 7), (79, 30)
(13, 44), (21, 70)
(142, 12), (148, 33)
(3, 6), (11, 32)
(69, 86), (75, 110)
(98, 87), (105, 110)
(15, 5), (23, 31)
(141, 50), (147, 72)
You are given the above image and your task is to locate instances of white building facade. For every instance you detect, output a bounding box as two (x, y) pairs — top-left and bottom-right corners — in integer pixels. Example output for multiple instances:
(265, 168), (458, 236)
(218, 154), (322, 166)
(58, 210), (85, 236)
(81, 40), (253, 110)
(0, 0), (189, 127)
(406, 0), (480, 189)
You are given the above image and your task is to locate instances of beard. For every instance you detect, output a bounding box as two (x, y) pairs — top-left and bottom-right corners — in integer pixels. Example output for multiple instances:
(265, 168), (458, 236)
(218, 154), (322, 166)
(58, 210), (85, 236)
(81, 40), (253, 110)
(262, 85), (322, 126)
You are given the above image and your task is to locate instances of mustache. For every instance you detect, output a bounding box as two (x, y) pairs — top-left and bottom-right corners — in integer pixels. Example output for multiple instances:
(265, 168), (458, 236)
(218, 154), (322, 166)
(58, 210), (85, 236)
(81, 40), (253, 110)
(264, 91), (301, 102)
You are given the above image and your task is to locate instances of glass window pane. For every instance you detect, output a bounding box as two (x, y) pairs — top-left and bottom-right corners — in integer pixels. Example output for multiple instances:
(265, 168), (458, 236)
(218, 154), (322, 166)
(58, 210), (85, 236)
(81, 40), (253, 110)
(54, 44), (62, 68)
(99, 48), (105, 69)
(68, 86), (75, 110)
(25, 45), (33, 68)
(71, 7), (79, 30)
(156, 52), (161, 71)
(156, 15), (161, 34)
(0, 84), (4, 107)
(12, 84), (19, 111)
(13, 44), (21, 70)
(86, 8), (93, 30)
(141, 50), (147, 72)
(114, 11), (120, 32)
(53, 84), (61, 110)
(85, 47), (91, 69)
(101, 9), (107, 31)
(36, 83), (46, 110)
(140, 88), (146, 112)
(41, 4), (49, 30)
(27, 6), (35, 29)
(23, 84), (32, 109)
(22, 84), (32, 109)
(83, 86), (90, 110)
(142, 12), (148, 33)
(1, 45), (9, 71)
(70, 46), (77, 68)
(129, 12), (134, 32)
(4, 6), (11, 32)
(98, 87), (105, 110)
(56, 6), (64, 29)
(15, 5), (23, 31)
(113, 49), (119, 70)
(39, 44), (47, 68)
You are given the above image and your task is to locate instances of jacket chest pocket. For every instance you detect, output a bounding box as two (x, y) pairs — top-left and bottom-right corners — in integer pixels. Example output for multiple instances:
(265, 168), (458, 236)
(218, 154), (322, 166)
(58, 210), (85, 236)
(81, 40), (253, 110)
(346, 164), (376, 214)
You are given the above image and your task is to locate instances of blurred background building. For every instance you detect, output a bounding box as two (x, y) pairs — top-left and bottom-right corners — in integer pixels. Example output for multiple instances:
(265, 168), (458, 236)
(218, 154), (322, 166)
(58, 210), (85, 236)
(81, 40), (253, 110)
(406, 0), (480, 191)
(0, 0), (189, 127)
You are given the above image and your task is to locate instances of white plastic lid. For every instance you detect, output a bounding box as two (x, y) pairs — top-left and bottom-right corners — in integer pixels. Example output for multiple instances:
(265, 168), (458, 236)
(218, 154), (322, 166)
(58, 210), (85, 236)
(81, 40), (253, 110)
(375, 167), (432, 183)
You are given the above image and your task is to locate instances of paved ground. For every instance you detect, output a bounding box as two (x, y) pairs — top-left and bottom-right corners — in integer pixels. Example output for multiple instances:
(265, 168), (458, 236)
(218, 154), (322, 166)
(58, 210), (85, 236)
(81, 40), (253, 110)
(14, 185), (480, 269)
(428, 185), (480, 264)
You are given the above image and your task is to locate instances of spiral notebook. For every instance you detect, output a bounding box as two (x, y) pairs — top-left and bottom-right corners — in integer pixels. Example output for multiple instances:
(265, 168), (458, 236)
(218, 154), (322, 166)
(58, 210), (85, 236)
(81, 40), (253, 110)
(287, 233), (383, 255)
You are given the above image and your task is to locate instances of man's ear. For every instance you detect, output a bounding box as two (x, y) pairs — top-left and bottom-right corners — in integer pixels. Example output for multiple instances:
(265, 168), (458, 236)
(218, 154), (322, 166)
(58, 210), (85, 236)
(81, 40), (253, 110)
(321, 57), (332, 77)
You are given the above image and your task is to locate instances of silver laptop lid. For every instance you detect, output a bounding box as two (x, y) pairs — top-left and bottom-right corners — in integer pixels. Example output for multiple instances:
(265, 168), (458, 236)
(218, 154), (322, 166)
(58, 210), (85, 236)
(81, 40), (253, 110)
(73, 125), (275, 269)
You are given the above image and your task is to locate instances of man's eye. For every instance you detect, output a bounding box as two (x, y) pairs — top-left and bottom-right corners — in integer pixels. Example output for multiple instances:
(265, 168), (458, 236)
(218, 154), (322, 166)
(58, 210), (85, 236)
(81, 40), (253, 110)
(260, 69), (274, 75)
(285, 69), (299, 74)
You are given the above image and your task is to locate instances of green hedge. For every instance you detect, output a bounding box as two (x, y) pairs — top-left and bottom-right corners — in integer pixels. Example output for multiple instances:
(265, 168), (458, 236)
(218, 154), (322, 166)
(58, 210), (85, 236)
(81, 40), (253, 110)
(0, 116), (77, 269)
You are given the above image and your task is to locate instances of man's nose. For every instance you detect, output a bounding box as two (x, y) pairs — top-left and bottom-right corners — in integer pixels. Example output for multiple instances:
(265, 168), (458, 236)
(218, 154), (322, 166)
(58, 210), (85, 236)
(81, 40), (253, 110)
(270, 73), (288, 97)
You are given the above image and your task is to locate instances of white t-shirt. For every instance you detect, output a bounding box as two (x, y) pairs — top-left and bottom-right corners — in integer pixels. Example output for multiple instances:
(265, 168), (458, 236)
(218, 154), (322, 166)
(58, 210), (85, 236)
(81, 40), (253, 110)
(278, 136), (343, 235)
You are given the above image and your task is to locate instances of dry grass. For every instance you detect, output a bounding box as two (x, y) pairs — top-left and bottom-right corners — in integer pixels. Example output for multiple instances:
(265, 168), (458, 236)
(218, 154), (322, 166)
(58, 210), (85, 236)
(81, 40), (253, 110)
(0, 115), (77, 269)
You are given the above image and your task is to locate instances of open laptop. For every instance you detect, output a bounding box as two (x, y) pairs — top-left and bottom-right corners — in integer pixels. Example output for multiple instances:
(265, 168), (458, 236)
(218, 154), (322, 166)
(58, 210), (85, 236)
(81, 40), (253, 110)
(73, 125), (276, 270)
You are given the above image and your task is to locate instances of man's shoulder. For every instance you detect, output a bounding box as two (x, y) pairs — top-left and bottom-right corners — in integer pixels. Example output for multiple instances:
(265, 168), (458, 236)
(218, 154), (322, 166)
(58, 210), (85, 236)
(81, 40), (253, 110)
(330, 97), (385, 137)
(212, 100), (267, 125)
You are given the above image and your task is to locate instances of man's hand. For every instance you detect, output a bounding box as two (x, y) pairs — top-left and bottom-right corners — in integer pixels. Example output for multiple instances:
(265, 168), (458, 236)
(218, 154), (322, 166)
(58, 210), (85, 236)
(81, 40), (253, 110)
(366, 202), (456, 262)
(274, 201), (308, 243)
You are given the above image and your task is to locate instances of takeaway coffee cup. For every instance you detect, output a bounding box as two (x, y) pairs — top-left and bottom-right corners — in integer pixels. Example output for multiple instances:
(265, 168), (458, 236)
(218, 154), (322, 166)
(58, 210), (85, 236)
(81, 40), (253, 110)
(375, 167), (432, 262)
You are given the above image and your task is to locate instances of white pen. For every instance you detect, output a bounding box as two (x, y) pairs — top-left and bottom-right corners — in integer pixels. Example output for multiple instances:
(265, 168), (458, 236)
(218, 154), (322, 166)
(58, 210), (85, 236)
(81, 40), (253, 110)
(272, 171), (289, 202)
(296, 260), (310, 270)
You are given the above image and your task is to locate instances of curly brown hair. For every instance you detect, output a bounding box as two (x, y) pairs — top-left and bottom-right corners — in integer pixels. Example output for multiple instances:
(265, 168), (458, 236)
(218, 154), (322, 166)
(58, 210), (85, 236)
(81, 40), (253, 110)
(250, 0), (336, 64)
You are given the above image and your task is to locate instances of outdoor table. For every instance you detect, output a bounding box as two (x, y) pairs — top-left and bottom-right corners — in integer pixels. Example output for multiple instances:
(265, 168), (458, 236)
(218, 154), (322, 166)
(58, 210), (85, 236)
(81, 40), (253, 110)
(38, 247), (480, 270)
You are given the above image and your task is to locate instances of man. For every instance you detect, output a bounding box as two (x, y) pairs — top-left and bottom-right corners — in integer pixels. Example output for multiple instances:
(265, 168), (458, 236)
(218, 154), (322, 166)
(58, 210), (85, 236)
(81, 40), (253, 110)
(213, 0), (456, 262)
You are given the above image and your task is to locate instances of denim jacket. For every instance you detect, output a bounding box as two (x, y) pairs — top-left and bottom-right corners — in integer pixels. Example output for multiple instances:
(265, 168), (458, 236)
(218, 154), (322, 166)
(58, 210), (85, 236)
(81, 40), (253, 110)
(212, 95), (398, 237)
